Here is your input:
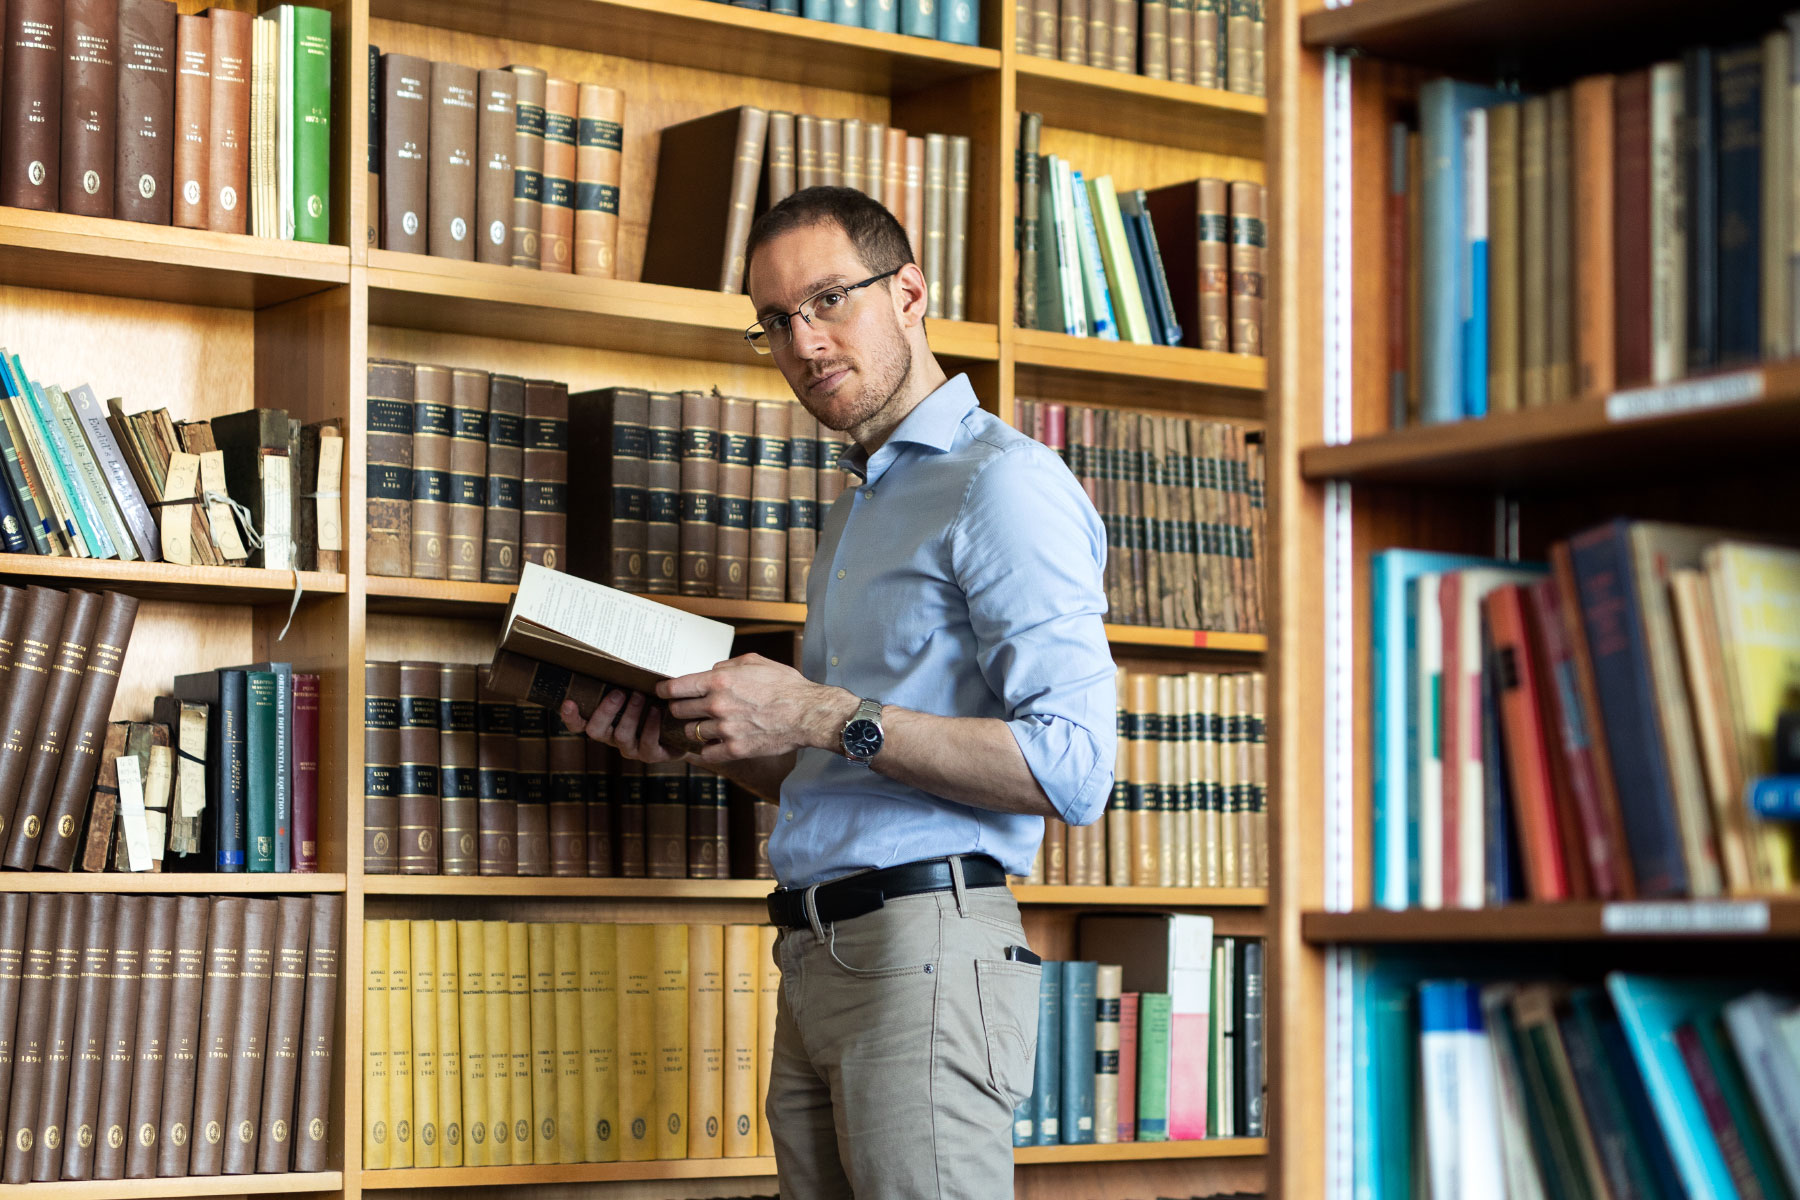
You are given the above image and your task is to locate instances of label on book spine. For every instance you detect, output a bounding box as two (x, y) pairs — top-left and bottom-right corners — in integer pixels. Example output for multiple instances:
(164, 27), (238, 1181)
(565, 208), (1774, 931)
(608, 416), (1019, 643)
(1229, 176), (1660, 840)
(1600, 901), (1771, 935)
(1604, 368), (1763, 422)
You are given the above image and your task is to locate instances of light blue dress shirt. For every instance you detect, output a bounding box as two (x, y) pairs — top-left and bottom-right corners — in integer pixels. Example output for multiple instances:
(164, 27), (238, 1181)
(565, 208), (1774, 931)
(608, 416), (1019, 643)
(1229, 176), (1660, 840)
(770, 373), (1117, 888)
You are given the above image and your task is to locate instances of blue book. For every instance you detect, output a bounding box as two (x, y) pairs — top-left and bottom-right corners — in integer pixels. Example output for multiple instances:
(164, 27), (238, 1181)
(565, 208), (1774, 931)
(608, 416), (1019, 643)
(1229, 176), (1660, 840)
(938, 0), (978, 43)
(1716, 42), (1762, 367)
(1418, 79), (1506, 424)
(832, 0), (861, 25)
(1131, 203), (1184, 347)
(1069, 171), (1118, 340)
(247, 661), (295, 872)
(1606, 974), (1751, 1200)
(1751, 776), (1800, 818)
(1119, 199), (1167, 346)
(0, 355), (83, 554)
(899, 0), (934, 37)
(0, 452), (28, 553)
(1369, 550), (1501, 910)
(1031, 961), (1064, 1145)
(1461, 106), (1490, 418)
(1060, 961), (1098, 1144)
(804, 0), (833, 20)
(769, 0), (799, 13)
(174, 667), (249, 872)
(861, 0), (896, 30)
(1390, 120), (1410, 427)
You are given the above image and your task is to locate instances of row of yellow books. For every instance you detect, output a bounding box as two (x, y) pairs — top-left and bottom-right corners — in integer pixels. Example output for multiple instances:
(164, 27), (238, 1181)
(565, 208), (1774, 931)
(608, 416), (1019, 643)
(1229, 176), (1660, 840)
(362, 919), (777, 1169)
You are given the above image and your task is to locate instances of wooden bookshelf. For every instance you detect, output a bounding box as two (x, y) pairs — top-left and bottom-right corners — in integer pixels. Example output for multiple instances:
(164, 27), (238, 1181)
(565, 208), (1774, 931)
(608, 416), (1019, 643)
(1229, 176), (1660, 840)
(4, 1172), (345, 1199)
(1301, 901), (1800, 944)
(1013, 329), (1267, 392)
(1014, 57), (1266, 153)
(1103, 626), (1266, 653)
(0, 872), (349, 893)
(1013, 1137), (1268, 1163)
(0, 558), (348, 605)
(1013, 884), (1268, 906)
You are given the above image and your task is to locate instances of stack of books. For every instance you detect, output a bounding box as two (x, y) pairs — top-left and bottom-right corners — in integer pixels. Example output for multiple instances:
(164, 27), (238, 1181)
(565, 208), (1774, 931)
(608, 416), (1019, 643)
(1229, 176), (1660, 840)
(1013, 916), (1265, 1146)
(1370, 523), (1800, 910)
(0, 1), (332, 241)
(710, 0), (981, 47)
(0, 892), (342, 1182)
(1016, 0), (1264, 95)
(371, 54), (623, 275)
(361, 919), (781, 1167)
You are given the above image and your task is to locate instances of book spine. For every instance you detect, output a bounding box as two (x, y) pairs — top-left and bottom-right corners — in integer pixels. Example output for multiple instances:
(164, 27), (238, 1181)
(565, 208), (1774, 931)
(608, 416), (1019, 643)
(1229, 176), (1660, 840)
(1030, 960), (1063, 1144)
(715, 397), (753, 600)
(1717, 43), (1763, 366)
(23, 896), (77, 1180)
(34, 590), (137, 869)
(3, 895), (54, 1182)
(766, 111), (796, 205)
(504, 923), (532, 1163)
(785, 409), (818, 604)
(199, 7), (247, 234)
(640, 392), (680, 595)
(364, 661), (401, 874)
(573, 84), (623, 277)
(1, 0), (64, 210)
(1614, 70), (1653, 389)
(291, 673), (320, 872)
(482, 375), (525, 585)
(211, 670), (248, 871)
(453, 921), (488, 1167)
(651, 925), (689, 1159)
(2, 589), (99, 869)
(248, 898), (306, 1166)
(476, 683), (519, 876)
(1094, 963), (1121, 1144)
(525, 925), (559, 1163)
(428, 61), (478, 260)
(643, 761), (686, 879)
(1684, 49), (1718, 371)
(379, 52), (428, 252)
(679, 391), (721, 598)
(114, 0), (175, 223)
(185, 896), (244, 1176)
(432, 920), (463, 1167)
(48, 387), (131, 561)
(585, 741), (613, 877)
(0, 587), (68, 846)
(475, 69), (517, 265)
(89, 895), (139, 1180)
(923, 134), (949, 317)
(219, 899), (276, 1174)
(366, 358), (414, 578)
(289, 6), (329, 243)
(410, 363), (453, 579)
(748, 401), (789, 603)
(1649, 62), (1686, 384)
(385, 920), (413, 1167)
(129, 895), (187, 1177)
(61, 0), (119, 219)
(547, 725), (587, 877)
(439, 664), (480, 876)
(55, 894), (112, 1180)
(444, 369), (489, 581)
(362, 920), (390, 1170)
(406, 920), (439, 1168)
(244, 672), (277, 872)
(538, 78), (576, 272)
(521, 380), (570, 573)
(1572, 74), (1617, 396)
(397, 660), (442, 874)
(509, 66), (546, 267)
(1229, 181), (1265, 356)
(513, 705), (551, 877)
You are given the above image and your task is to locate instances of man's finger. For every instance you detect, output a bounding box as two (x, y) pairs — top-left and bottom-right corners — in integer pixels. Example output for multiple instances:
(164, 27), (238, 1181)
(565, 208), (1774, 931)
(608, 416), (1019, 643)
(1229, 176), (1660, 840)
(657, 671), (713, 701)
(665, 697), (713, 720)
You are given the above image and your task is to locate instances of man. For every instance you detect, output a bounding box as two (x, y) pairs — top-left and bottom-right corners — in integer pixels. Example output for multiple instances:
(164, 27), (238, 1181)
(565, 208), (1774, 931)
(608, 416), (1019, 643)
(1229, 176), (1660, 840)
(562, 186), (1114, 1198)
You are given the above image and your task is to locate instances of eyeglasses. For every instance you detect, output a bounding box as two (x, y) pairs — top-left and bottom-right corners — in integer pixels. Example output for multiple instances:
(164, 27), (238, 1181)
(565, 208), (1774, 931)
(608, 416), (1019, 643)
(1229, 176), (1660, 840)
(744, 269), (901, 355)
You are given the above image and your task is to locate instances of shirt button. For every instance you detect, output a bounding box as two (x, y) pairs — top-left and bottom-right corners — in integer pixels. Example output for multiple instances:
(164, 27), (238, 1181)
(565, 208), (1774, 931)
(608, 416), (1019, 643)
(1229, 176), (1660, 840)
(836, 569), (846, 579)
(785, 811), (794, 821)
(863, 488), (874, 499)
(830, 656), (839, 667)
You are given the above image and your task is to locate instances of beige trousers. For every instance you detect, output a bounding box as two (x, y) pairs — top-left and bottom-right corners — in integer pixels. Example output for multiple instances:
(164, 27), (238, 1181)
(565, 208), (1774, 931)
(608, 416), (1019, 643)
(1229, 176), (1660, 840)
(766, 868), (1042, 1200)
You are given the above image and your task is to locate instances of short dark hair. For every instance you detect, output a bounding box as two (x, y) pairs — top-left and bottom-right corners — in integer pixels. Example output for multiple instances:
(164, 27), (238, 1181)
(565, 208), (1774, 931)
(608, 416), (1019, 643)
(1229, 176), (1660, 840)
(744, 186), (914, 293)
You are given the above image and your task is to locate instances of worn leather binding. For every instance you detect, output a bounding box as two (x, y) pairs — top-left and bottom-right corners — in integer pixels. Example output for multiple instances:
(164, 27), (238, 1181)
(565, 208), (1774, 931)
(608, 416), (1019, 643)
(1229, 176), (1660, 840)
(115, 0), (176, 223)
(785, 408), (817, 604)
(60, 0), (119, 218)
(715, 397), (754, 601)
(642, 392), (680, 594)
(508, 65), (547, 268)
(4, 894), (59, 1182)
(571, 83), (622, 277)
(795, 114), (819, 190)
(254, 896), (310, 1173)
(36, 590), (139, 870)
(445, 369), (490, 582)
(538, 77), (577, 272)
(428, 61), (478, 260)
(643, 760), (686, 879)
(747, 401), (789, 603)
(171, 13), (209, 228)
(547, 724), (587, 876)
(410, 363), (454, 580)
(474, 70), (517, 265)
(1141, 0), (1169, 78)
(922, 134), (948, 318)
(567, 386), (649, 589)
(765, 111), (795, 205)
(476, 681), (519, 876)
(513, 704), (551, 876)
(3, 589), (101, 870)
(438, 664), (481, 876)
(290, 894), (342, 1172)
(482, 374), (526, 585)
(30, 892), (83, 1180)
(1228, 181), (1265, 357)
(366, 358), (415, 578)
(615, 759), (646, 877)
(521, 379), (569, 572)
(640, 106), (770, 293)
(219, 899), (275, 1174)
(379, 52), (430, 253)
(89, 895), (142, 1180)
(482, 649), (701, 757)
(1, 0), (65, 210)
(363, 661), (401, 874)
(687, 769), (730, 879)
(678, 391), (720, 598)
(903, 135), (925, 262)
(0, 895), (28, 1173)
(396, 660), (441, 874)
(818, 116), (842, 186)
(0, 587), (69, 845)
(185, 896), (243, 1176)
(203, 6), (248, 233)
(585, 740), (614, 876)
(0, 588), (25, 681)
(121, 895), (175, 1177)
(61, 893), (115, 1179)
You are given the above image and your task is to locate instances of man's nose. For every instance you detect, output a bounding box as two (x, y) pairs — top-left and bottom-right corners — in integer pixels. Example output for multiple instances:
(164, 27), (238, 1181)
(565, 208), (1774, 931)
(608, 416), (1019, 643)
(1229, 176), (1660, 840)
(788, 313), (832, 358)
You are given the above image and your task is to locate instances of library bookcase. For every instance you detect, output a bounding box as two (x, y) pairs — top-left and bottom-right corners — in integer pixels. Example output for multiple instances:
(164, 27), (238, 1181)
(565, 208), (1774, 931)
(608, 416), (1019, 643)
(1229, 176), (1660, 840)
(0, 0), (1270, 1196)
(1268, 3), (1800, 1200)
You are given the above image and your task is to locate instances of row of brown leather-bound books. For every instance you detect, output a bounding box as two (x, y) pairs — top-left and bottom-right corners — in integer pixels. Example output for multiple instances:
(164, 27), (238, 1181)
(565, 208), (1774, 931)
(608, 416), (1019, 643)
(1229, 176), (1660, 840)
(0, 891), (343, 1183)
(364, 660), (776, 881)
(1015, 0), (1264, 96)
(365, 357), (568, 585)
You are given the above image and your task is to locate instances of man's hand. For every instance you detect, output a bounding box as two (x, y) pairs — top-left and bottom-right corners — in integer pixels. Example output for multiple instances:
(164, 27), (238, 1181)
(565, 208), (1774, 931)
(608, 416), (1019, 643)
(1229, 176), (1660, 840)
(558, 688), (686, 764)
(659, 652), (858, 765)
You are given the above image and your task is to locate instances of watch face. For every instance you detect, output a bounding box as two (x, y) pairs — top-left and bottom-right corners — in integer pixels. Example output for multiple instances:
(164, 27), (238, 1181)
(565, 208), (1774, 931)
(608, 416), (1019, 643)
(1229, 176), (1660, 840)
(843, 719), (883, 760)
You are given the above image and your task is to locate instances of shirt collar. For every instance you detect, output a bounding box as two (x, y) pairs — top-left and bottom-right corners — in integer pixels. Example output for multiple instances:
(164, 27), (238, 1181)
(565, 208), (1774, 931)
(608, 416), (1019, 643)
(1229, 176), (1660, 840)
(837, 373), (978, 482)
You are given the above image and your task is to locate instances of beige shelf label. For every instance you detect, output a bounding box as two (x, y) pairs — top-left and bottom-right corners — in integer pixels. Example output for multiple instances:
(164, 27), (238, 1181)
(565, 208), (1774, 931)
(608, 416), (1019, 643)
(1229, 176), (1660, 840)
(1600, 901), (1770, 935)
(1605, 369), (1764, 423)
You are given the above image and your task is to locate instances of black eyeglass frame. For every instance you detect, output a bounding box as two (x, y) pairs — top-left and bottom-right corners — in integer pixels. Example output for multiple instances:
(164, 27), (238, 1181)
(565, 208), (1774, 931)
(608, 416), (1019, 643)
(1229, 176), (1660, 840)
(743, 268), (903, 354)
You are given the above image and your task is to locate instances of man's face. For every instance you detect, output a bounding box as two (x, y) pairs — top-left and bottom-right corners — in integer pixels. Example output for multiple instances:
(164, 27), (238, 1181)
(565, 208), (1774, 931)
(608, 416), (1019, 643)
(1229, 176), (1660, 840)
(747, 221), (912, 432)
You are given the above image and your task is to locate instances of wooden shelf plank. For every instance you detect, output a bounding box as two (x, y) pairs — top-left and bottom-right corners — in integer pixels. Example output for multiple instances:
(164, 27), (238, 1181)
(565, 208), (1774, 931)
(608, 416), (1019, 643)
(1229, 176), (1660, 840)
(371, 0), (998, 96)
(0, 209), (348, 309)
(367, 251), (1000, 364)
(365, 877), (1262, 906)
(1104, 625), (1266, 653)
(0, 1170), (344, 1198)
(1302, 900), (1800, 943)
(1298, 363), (1800, 488)
(1298, 0), (1794, 82)
(1016, 55), (1264, 155)
(0, 872), (347, 893)
(1013, 331), (1266, 417)
(1013, 1137), (1267, 1163)
(0, 557), (346, 605)
(1013, 885), (1266, 906)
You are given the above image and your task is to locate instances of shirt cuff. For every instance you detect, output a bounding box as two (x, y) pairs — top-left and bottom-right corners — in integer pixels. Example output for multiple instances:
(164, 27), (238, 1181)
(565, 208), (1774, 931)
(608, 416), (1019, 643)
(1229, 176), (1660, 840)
(1006, 712), (1113, 827)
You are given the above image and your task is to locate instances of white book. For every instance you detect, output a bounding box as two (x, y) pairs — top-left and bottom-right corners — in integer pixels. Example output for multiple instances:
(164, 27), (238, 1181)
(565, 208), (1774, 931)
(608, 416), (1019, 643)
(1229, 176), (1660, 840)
(279, 6), (296, 240)
(1649, 62), (1686, 384)
(1723, 990), (1800, 1194)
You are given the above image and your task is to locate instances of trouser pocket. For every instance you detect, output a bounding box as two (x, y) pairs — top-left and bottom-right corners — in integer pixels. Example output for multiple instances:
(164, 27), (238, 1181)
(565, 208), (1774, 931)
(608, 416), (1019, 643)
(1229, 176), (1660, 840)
(973, 958), (1041, 1107)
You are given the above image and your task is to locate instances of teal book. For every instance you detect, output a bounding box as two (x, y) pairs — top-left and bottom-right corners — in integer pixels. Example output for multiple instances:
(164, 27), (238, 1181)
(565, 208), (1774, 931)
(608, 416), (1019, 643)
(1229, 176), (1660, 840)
(805, 0), (833, 19)
(1606, 973), (1748, 1200)
(291, 4), (333, 244)
(862, 0), (898, 33)
(8, 356), (109, 558)
(245, 670), (281, 872)
(0, 355), (51, 554)
(1692, 1013), (1788, 1200)
(246, 662), (295, 872)
(1032, 960), (1064, 1145)
(937, 0), (977, 43)
(1068, 171), (1118, 340)
(831, 0), (861, 24)
(899, 0), (933, 38)
(1061, 961), (1097, 1144)
(27, 374), (115, 557)
(1035, 160), (1069, 334)
(1136, 992), (1171, 1141)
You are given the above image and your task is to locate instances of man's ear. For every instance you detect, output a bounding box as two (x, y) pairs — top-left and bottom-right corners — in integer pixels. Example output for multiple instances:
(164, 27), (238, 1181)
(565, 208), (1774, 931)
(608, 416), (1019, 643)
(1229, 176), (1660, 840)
(892, 262), (930, 326)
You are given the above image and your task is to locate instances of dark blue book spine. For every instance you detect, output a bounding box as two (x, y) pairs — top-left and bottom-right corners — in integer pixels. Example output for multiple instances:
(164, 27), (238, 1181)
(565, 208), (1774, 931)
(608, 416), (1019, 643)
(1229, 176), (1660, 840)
(1031, 961), (1063, 1145)
(218, 669), (249, 872)
(1716, 42), (1762, 367)
(1120, 201), (1167, 346)
(0, 466), (29, 553)
(1060, 960), (1097, 1144)
(1557, 994), (1662, 1200)
(1567, 521), (1688, 897)
(1683, 47), (1718, 371)
(899, 0), (935, 38)
(1132, 196), (1185, 346)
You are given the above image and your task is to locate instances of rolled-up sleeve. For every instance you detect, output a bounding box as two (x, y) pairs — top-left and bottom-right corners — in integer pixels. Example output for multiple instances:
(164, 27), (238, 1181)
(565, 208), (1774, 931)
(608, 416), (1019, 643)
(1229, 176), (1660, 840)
(950, 441), (1116, 826)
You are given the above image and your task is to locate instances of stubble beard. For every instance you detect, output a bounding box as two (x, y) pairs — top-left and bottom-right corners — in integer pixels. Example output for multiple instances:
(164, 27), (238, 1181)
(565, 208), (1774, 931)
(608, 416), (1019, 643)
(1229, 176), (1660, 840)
(798, 325), (914, 437)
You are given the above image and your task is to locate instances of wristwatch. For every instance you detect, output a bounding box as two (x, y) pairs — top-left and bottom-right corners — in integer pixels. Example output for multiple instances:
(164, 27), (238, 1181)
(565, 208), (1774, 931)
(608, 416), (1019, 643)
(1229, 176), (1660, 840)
(840, 698), (885, 766)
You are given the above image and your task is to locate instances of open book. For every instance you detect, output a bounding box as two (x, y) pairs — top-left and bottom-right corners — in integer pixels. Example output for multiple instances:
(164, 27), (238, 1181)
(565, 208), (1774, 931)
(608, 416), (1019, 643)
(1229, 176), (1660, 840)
(486, 563), (737, 752)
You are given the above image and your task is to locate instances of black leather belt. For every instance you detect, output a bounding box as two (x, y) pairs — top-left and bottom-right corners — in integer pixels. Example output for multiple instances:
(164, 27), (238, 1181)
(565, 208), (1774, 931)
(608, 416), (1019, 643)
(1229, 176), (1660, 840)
(766, 854), (1008, 928)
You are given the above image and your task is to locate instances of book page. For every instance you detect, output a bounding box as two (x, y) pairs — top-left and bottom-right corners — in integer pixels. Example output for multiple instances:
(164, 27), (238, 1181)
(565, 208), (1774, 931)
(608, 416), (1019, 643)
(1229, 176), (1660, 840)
(509, 563), (735, 679)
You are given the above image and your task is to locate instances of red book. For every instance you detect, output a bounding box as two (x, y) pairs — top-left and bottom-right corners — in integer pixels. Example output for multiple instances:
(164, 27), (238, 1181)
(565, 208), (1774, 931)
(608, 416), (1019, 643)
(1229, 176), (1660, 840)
(291, 672), (319, 871)
(1484, 585), (1575, 901)
(1117, 991), (1139, 1142)
(1524, 576), (1624, 899)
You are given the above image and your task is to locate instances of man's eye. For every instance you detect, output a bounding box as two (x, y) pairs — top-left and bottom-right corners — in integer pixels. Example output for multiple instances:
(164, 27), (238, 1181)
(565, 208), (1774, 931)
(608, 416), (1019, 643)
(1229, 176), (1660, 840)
(768, 314), (791, 333)
(816, 290), (846, 309)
